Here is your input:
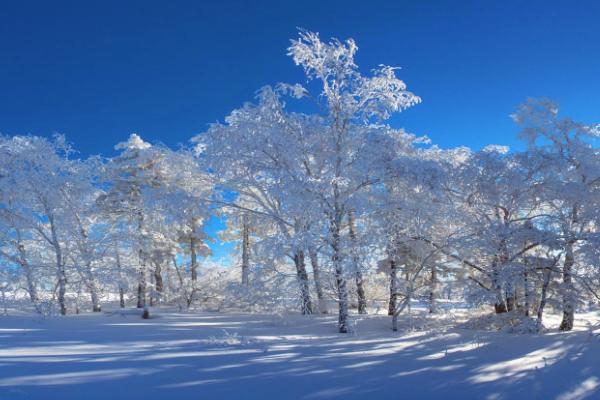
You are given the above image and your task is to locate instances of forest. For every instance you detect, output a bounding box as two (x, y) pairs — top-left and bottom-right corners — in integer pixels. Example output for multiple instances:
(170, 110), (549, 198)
(1, 30), (600, 339)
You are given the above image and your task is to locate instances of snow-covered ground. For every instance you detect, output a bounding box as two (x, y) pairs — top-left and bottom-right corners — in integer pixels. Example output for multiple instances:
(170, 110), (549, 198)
(0, 308), (599, 400)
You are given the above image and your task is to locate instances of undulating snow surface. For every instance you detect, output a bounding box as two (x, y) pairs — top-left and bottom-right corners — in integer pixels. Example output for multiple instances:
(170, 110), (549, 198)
(0, 308), (599, 400)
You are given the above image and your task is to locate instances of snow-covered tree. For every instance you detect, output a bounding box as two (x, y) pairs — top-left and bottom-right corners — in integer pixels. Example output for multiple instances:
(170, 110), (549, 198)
(0, 135), (97, 315)
(512, 98), (600, 330)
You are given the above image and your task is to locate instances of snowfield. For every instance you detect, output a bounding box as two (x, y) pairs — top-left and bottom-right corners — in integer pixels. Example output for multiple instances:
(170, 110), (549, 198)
(0, 308), (599, 400)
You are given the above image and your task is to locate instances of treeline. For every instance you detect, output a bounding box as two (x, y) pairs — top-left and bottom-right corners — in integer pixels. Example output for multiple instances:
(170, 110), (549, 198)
(1, 31), (599, 332)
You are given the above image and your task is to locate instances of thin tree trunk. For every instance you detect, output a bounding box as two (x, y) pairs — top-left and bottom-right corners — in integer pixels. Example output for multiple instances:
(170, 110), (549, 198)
(137, 254), (146, 309)
(14, 216), (41, 313)
(57, 266), (67, 316)
(173, 257), (191, 309)
(348, 212), (366, 314)
(82, 262), (101, 312)
(355, 271), (367, 314)
(48, 215), (67, 316)
(559, 242), (575, 331)
(241, 216), (250, 286)
(23, 263), (40, 312)
(190, 238), (198, 282)
(537, 268), (552, 332)
(119, 287), (125, 308)
(154, 262), (163, 303)
(505, 266), (516, 312)
(189, 216), (199, 281)
(500, 239), (515, 313)
(136, 212), (146, 310)
(1, 287), (7, 316)
(116, 251), (125, 308)
(75, 284), (81, 314)
(90, 282), (101, 312)
(73, 215), (101, 312)
(393, 297), (411, 332)
(294, 250), (313, 315)
(16, 238), (41, 313)
(331, 216), (348, 333)
(429, 263), (438, 313)
(524, 270), (530, 317)
(406, 270), (413, 316)
(492, 260), (507, 313)
(388, 259), (397, 316)
(309, 247), (326, 313)
(506, 291), (516, 312)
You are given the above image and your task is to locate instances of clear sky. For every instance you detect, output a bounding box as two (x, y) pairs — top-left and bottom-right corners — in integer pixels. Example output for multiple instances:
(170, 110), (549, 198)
(2, 0), (599, 262)
(2, 0), (600, 155)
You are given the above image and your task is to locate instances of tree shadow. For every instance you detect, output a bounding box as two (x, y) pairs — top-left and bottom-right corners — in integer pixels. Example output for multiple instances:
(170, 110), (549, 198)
(0, 311), (598, 400)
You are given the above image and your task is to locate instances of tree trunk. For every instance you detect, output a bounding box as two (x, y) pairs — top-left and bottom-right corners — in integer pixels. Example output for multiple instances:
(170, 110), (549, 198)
(309, 247), (326, 313)
(388, 259), (398, 316)
(137, 258), (146, 309)
(494, 303), (507, 313)
(136, 212), (147, 310)
(57, 266), (67, 316)
(1, 287), (7, 316)
(492, 261), (507, 313)
(523, 270), (530, 317)
(119, 287), (125, 308)
(348, 213), (366, 314)
(189, 217), (199, 282)
(154, 263), (163, 293)
(331, 216), (348, 333)
(559, 242), (575, 331)
(75, 284), (82, 314)
(116, 251), (125, 308)
(506, 293), (516, 312)
(294, 250), (313, 315)
(142, 304), (150, 319)
(505, 277), (516, 312)
(83, 263), (101, 312)
(153, 262), (164, 305)
(190, 238), (198, 282)
(392, 308), (398, 331)
(241, 217), (250, 286)
(90, 285), (101, 312)
(393, 297), (410, 332)
(429, 263), (438, 313)
(48, 215), (67, 316)
(14, 223), (40, 312)
(24, 265), (40, 312)
(355, 271), (367, 314)
(536, 268), (552, 332)
(17, 239), (41, 313)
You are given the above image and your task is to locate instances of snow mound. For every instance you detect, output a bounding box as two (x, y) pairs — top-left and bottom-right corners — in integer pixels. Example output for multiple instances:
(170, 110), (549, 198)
(461, 311), (543, 333)
(206, 329), (261, 346)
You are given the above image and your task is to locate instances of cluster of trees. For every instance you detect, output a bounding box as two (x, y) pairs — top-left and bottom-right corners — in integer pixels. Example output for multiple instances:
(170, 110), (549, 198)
(1, 31), (599, 332)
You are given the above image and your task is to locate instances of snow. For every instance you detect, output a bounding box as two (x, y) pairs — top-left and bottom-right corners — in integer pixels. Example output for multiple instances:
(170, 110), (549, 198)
(1, 308), (599, 400)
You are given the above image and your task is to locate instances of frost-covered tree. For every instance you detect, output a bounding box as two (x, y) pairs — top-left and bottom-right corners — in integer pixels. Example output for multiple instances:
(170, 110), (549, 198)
(204, 30), (420, 331)
(197, 29), (421, 331)
(285, 30), (421, 332)
(61, 157), (109, 312)
(99, 134), (168, 316)
(447, 147), (547, 315)
(512, 98), (600, 330)
(100, 136), (213, 315)
(196, 87), (322, 315)
(0, 135), (97, 315)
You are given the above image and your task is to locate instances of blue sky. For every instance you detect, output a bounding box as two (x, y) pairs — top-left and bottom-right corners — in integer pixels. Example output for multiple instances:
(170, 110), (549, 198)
(2, 0), (599, 262)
